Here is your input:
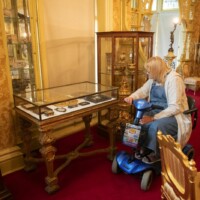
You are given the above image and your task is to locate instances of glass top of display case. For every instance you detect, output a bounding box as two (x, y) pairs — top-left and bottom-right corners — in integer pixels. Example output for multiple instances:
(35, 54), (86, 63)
(13, 81), (119, 121)
(14, 81), (118, 105)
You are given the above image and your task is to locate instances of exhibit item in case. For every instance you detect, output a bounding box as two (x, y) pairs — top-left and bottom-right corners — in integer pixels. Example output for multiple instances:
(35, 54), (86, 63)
(13, 81), (119, 121)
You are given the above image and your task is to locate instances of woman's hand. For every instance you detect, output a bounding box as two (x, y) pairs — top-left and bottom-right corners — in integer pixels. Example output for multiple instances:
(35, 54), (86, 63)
(124, 97), (134, 104)
(139, 116), (154, 124)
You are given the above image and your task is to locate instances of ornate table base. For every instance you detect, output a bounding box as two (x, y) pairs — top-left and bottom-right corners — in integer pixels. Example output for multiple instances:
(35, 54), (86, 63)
(20, 114), (117, 194)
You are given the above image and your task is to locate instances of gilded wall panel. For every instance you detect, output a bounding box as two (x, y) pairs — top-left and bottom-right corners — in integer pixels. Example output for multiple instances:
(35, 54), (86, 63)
(0, 19), (15, 150)
(124, 0), (132, 30)
(177, 0), (200, 76)
(113, 0), (132, 31)
(113, 0), (121, 30)
(192, 1), (200, 75)
(112, 0), (153, 31)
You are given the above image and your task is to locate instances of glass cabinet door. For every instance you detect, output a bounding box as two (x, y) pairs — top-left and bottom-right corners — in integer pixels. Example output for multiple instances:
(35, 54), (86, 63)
(99, 37), (112, 87)
(97, 31), (154, 94)
(113, 37), (136, 92)
(97, 31), (154, 131)
(138, 36), (153, 88)
(2, 0), (38, 93)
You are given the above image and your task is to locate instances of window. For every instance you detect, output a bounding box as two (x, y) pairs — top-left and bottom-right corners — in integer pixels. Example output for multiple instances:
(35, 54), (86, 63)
(150, 0), (180, 68)
(152, 0), (179, 12)
(162, 0), (179, 10)
(152, 0), (157, 11)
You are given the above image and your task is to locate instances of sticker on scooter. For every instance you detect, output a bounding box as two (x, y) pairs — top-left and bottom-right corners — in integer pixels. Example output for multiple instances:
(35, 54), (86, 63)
(123, 123), (141, 148)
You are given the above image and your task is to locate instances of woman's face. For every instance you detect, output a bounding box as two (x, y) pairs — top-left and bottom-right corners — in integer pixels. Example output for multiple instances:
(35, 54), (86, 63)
(145, 67), (154, 80)
(145, 61), (159, 81)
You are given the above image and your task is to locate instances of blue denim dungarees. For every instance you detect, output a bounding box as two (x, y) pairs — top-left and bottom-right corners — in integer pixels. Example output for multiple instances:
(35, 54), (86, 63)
(141, 82), (178, 155)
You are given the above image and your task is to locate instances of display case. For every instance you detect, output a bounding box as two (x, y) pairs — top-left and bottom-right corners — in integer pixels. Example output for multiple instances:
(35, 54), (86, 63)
(1, 0), (39, 93)
(13, 81), (119, 122)
(96, 31), (154, 130)
(13, 81), (119, 193)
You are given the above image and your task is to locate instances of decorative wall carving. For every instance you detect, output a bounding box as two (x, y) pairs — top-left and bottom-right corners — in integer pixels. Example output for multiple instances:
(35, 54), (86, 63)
(177, 0), (200, 77)
(113, 0), (153, 31)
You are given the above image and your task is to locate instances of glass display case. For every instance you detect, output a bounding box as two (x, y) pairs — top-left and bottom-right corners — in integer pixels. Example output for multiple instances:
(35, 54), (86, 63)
(96, 31), (154, 130)
(13, 81), (119, 121)
(1, 0), (39, 93)
(97, 31), (153, 92)
(13, 81), (119, 194)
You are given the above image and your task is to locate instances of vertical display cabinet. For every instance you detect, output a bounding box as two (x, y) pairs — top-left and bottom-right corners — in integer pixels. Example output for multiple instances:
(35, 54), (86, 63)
(96, 31), (154, 130)
(1, 0), (41, 93)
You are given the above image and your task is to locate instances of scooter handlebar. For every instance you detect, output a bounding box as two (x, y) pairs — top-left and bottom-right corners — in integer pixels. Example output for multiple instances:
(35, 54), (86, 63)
(133, 99), (164, 125)
(133, 99), (164, 111)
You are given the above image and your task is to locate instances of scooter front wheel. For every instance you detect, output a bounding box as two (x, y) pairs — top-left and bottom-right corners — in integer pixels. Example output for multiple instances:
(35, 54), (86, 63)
(141, 170), (153, 191)
(111, 156), (120, 174)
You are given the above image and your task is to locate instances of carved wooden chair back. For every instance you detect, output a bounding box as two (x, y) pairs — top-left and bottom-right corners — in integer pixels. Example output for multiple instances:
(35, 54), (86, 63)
(157, 131), (200, 200)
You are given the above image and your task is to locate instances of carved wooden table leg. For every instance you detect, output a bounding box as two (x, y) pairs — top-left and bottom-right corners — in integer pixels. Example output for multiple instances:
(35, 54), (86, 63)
(19, 118), (36, 171)
(107, 122), (117, 160)
(39, 128), (59, 194)
(82, 114), (93, 146)
(0, 169), (12, 200)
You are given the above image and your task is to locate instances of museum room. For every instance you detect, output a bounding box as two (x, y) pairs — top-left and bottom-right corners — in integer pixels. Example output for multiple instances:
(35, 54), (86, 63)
(0, 0), (200, 199)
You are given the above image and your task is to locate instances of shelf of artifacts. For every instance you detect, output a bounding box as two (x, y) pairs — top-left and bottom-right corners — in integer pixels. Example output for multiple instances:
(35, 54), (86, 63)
(97, 31), (153, 87)
(2, 0), (35, 93)
(96, 31), (153, 133)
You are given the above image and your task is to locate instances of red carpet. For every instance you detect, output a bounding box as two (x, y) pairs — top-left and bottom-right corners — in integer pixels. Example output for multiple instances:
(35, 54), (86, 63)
(3, 89), (200, 200)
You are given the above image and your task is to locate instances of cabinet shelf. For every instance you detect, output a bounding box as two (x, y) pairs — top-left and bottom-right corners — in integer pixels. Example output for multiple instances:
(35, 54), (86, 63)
(99, 72), (135, 77)
(4, 16), (30, 22)
(7, 41), (31, 45)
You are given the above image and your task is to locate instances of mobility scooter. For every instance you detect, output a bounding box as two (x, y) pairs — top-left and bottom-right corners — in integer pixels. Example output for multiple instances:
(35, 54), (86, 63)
(111, 97), (197, 191)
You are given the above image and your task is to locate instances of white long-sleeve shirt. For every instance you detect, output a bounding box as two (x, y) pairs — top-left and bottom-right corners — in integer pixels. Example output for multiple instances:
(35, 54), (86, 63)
(129, 70), (192, 147)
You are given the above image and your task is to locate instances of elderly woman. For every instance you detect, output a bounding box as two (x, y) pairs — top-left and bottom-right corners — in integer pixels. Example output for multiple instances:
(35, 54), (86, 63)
(124, 56), (192, 164)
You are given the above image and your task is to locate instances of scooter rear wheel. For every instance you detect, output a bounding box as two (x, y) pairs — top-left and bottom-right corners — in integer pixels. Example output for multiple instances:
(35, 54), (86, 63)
(111, 156), (120, 174)
(141, 170), (153, 191)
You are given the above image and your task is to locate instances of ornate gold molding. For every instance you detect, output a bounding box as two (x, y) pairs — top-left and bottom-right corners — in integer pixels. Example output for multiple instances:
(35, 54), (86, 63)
(113, 0), (153, 31)
(177, 0), (200, 76)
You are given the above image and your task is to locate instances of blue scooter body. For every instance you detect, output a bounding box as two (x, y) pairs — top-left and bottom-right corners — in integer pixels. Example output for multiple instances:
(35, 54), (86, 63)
(116, 151), (161, 175)
(115, 99), (165, 176)
(113, 99), (194, 191)
(115, 99), (193, 177)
